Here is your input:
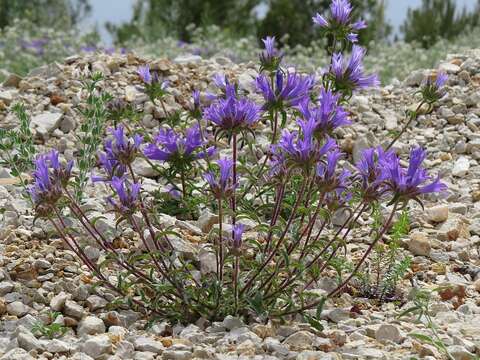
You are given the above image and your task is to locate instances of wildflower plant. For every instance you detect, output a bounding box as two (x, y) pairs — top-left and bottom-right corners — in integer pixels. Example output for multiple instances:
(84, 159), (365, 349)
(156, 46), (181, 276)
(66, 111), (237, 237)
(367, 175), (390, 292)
(26, 0), (448, 322)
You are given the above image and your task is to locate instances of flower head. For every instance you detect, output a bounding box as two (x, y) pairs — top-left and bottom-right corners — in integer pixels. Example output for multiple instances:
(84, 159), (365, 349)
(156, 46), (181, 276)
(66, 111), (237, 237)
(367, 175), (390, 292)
(104, 125), (143, 166)
(329, 45), (379, 94)
(255, 71), (315, 110)
(92, 151), (126, 183)
(107, 176), (141, 215)
(144, 125), (214, 164)
(204, 157), (236, 199)
(137, 65), (152, 84)
(259, 36), (283, 72)
(203, 96), (261, 133)
(313, 0), (367, 44)
(421, 72), (448, 104)
(355, 146), (393, 202)
(316, 148), (350, 193)
(278, 118), (337, 171)
(384, 147), (447, 203)
(28, 150), (73, 215)
(298, 89), (350, 137)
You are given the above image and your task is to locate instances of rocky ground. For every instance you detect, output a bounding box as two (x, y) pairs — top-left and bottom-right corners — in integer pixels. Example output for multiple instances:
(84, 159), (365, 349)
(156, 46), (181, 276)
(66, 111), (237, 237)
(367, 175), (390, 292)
(0, 50), (479, 360)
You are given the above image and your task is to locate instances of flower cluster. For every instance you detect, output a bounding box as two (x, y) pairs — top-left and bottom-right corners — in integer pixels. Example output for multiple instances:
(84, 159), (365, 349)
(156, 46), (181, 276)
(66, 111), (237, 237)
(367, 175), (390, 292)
(384, 147), (447, 204)
(328, 45), (379, 95)
(137, 64), (170, 102)
(144, 125), (215, 165)
(298, 89), (350, 137)
(204, 158), (237, 199)
(313, 0), (367, 44)
(259, 36), (283, 73)
(107, 176), (142, 215)
(277, 118), (337, 171)
(255, 71), (315, 110)
(203, 95), (262, 133)
(420, 72), (448, 104)
(92, 126), (142, 183)
(29, 150), (73, 215)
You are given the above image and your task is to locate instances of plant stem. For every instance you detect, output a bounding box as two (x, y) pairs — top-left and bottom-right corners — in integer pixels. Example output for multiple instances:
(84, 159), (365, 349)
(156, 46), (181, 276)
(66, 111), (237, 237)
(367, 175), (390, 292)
(386, 101), (425, 151)
(218, 198), (223, 282)
(240, 178), (307, 297)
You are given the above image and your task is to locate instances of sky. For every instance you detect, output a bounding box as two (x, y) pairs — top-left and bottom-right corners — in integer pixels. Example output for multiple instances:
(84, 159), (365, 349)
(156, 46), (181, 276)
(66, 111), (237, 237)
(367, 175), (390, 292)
(84, 0), (478, 44)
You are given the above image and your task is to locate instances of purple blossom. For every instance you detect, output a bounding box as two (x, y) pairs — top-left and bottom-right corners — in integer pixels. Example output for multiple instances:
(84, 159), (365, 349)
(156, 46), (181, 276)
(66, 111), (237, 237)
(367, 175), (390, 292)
(192, 90), (201, 110)
(313, 0), (367, 44)
(298, 89), (350, 136)
(137, 65), (152, 84)
(28, 150), (73, 212)
(355, 146), (394, 202)
(92, 152), (126, 183)
(384, 147), (447, 202)
(421, 72), (448, 103)
(204, 158), (236, 199)
(259, 36), (283, 72)
(107, 176), (141, 214)
(255, 71), (315, 110)
(203, 96), (262, 132)
(144, 125), (214, 163)
(104, 125), (143, 166)
(232, 223), (245, 249)
(278, 118), (337, 170)
(330, 45), (379, 93)
(435, 72), (448, 88)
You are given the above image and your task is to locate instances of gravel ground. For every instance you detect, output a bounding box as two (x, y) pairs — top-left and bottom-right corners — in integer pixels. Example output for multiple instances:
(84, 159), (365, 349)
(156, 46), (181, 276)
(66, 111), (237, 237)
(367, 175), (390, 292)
(0, 50), (479, 360)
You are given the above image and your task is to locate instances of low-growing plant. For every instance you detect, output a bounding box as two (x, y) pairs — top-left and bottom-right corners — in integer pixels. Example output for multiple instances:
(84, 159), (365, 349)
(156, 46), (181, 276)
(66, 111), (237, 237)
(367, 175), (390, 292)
(357, 208), (412, 302)
(31, 312), (68, 339)
(23, 0), (448, 323)
(0, 103), (36, 192)
(74, 72), (112, 200)
(398, 287), (456, 360)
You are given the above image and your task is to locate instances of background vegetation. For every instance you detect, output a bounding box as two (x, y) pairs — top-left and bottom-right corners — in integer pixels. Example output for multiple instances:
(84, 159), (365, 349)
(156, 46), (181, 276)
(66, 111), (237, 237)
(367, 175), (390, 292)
(1, 0), (480, 82)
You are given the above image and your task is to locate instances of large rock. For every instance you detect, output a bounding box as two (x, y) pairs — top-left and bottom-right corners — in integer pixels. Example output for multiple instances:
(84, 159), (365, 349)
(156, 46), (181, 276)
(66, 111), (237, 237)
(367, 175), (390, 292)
(132, 336), (165, 354)
(30, 112), (63, 135)
(375, 324), (403, 344)
(283, 331), (314, 351)
(408, 232), (431, 256)
(452, 157), (470, 177)
(425, 205), (449, 223)
(81, 334), (112, 359)
(77, 316), (106, 336)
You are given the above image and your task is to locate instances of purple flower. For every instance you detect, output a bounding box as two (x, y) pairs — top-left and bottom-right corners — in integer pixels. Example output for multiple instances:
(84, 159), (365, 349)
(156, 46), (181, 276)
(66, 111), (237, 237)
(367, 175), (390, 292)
(384, 147), (447, 202)
(298, 89), (350, 136)
(331, 0), (353, 24)
(204, 158), (236, 199)
(104, 125), (143, 166)
(192, 90), (201, 110)
(355, 146), (393, 202)
(435, 72), (448, 88)
(232, 223), (245, 249)
(203, 96), (262, 132)
(28, 150), (73, 213)
(329, 45), (379, 93)
(313, 0), (367, 44)
(312, 13), (329, 27)
(255, 71), (315, 110)
(92, 152), (126, 183)
(259, 36), (283, 72)
(137, 65), (152, 84)
(144, 125), (214, 163)
(107, 176), (141, 214)
(315, 148), (346, 191)
(421, 72), (448, 103)
(278, 118), (337, 170)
